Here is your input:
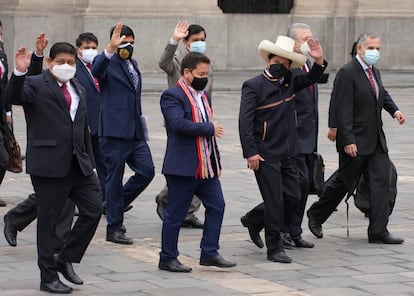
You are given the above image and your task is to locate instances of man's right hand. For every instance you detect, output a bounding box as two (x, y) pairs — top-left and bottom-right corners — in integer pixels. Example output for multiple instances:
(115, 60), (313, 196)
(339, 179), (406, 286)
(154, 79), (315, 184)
(212, 121), (224, 138)
(247, 154), (265, 171)
(35, 32), (48, 56)
(327, 128), (337, 142)
(15, 47), (32, 73)
(172, 20), (189, 42)
(106, 22), (125, 53)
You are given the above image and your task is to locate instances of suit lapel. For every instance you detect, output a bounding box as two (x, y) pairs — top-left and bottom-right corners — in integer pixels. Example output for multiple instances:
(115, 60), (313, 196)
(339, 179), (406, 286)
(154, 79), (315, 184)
(44, 71), (72, 118)
(77, 59), (98, 93)
(71, 78), (87, 123)
(353, 59), (377, 99)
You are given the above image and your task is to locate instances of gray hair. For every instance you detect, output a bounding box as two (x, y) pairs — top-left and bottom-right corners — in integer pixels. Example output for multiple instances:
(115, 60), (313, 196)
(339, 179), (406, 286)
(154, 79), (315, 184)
(287, 23), (311, 41)
(357, 33), (380, 46)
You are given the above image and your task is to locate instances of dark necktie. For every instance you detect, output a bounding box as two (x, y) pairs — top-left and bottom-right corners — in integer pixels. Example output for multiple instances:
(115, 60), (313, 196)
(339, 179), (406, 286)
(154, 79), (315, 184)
(302, 65), (314, 96)
(367, 68), (377, 95)
(126, 60), (139, 90)
(86, 63), (100, 93)
(61, 83), (72, 109)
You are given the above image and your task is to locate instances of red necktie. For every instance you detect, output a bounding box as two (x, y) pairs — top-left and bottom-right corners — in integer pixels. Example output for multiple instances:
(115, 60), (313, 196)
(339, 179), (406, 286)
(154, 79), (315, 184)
(86, 63), (100, 93)
(367, 68), (377, 95)
(61, 83), (72, 109)
(0, 66), (2, 80)
(302, 65), (314, 96)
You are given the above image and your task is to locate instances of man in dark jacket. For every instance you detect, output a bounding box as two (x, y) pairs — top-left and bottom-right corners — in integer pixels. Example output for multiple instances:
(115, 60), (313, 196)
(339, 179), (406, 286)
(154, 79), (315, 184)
(239, 35), (326, 263)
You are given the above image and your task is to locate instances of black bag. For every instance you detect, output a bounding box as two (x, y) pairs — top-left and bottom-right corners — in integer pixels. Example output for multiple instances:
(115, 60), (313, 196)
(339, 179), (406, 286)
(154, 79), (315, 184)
(354, 160), (397, 216)
(309, 152), (325, 197)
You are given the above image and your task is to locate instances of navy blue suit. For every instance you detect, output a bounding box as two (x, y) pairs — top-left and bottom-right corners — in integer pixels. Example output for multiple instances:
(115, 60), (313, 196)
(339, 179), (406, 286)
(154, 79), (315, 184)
(75, 58), (106, 200)
(92, 51), (154, 234)
(159, 84), (225, 262)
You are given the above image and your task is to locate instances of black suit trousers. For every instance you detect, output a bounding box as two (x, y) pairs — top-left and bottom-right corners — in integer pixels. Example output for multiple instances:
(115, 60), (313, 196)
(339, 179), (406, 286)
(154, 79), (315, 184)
(31, 158), (102, 283)
(308, 144), (391, 237)
(253, 158), (300, 254)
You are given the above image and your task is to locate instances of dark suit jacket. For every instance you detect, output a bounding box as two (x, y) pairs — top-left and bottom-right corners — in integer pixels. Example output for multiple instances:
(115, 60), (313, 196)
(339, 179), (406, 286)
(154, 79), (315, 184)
(334, 58), (399, 155)
(160, 85), (220, 177)
(75, 58), (101, 136)
(291, 60), (319, 154)
(239, 61), (327, 161)
(92, 52), (144, 140)
(7, 70), (95, 177)
(0, 49), (9, 124)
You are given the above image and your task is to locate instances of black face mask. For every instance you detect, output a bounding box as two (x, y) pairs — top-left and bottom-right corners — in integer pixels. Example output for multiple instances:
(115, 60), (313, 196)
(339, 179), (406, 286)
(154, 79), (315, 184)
(191, 76), (208, 91)
(268, 63), (289, 79)
(117, 43), (134, 60)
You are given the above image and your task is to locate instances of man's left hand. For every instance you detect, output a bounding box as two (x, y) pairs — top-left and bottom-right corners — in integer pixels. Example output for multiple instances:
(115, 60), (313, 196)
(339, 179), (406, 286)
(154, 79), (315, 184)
(395, 111), (405, 125)
(307, 38), (324, 65)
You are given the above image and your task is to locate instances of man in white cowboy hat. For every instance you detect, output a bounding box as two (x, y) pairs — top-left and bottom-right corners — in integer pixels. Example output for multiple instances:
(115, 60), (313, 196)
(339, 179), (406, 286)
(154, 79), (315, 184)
(238, 35), (327, 263)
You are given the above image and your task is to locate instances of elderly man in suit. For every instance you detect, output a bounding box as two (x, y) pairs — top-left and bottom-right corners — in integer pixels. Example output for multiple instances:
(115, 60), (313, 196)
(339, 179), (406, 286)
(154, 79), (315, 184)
(7, 42), (103, 294)
(92, 22), (155, 245)
(158, 52), (236, 272)
(156, 20), (213, 228)
(307, 33), (405, 244)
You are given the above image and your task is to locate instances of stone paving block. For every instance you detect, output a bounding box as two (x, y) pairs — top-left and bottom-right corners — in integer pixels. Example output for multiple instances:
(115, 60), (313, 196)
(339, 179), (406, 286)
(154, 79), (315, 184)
(358, 283), (414, 295)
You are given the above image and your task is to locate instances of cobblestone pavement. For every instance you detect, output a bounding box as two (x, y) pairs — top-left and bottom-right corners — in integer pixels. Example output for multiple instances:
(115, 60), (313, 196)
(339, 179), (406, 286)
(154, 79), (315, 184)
(1, 70), (413, 295)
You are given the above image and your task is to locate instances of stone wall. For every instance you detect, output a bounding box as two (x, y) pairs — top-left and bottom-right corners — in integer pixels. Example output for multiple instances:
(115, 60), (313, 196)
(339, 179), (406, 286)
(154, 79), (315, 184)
(1, 0), (413, 71)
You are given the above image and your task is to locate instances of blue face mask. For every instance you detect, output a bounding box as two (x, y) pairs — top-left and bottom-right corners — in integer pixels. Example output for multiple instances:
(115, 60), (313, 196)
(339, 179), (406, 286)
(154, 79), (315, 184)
(190, 41), (206, 54)
(364, 49), (380, 65)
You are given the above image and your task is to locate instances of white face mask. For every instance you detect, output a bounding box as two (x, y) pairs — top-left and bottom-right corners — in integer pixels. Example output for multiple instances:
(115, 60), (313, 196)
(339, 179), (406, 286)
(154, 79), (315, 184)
(51, 63), (76, 82)
(300, 42), (310, 56)
(80, 49), (98, 64)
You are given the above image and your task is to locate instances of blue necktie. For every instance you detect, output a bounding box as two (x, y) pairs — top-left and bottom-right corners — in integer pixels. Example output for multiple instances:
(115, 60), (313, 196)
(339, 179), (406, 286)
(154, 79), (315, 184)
(127, 60), (139, 90)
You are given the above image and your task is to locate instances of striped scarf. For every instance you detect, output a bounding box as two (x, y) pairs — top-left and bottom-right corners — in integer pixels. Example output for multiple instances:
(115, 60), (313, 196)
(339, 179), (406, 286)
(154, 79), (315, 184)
(178, 77), (221, 179)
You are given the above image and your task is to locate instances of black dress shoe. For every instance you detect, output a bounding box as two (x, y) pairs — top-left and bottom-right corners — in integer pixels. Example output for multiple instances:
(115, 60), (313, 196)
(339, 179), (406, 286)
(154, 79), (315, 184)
(106, 230), (133, 245)
(267, 250), (292, 263)
(40, 279), (73, 294)
(0, 198), (6, 207)
(369, 234), (404, 244)
(182, 217), (204, 229)
(240, 215), (264, 248)
(120, 224), (127, 234)
(307, 212), (323, 238)
(56, 261), (83, 285)
(155, 194), (165, 220)
(3, 214), (17, 247)
(158, 258), (192, 272)
(293, 237), (315, 248)
(199, 254), (237, 268)
(281, 232), (295, 249)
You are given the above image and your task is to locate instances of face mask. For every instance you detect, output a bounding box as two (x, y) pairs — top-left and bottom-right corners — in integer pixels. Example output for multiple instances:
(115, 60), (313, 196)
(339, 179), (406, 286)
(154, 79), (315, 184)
(117, 43), (134, 60)
(51, 63), (76, 82)
(191, 75), (208, 91)
(363, 49), (380, 66)
(268, 63), (289, 79)
(190, 41), (206, 54)
(80, 49), (98, 64)
(300, 42), (310, 56)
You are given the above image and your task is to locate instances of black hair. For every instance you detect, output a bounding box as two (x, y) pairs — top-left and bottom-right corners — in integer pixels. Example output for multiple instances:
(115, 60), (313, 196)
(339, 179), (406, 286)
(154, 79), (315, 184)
(76, 32), (98, 47)
(49, 42), (77, 60)
(350, 41), (358, 58)
(268, 53), (292, 65)
(184, 24), (206, 41)
(110, 24), (134, 39)
(181, 52), (210, 75)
